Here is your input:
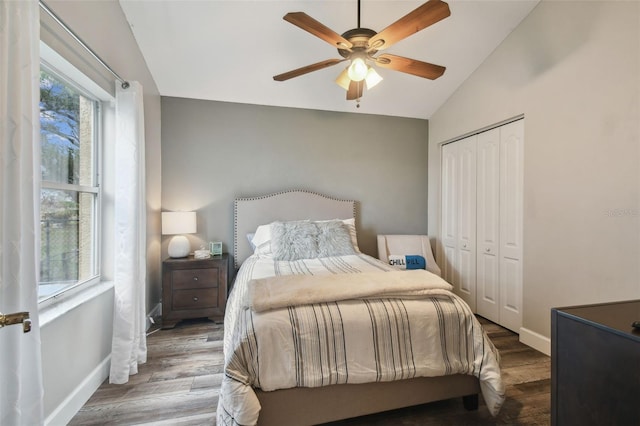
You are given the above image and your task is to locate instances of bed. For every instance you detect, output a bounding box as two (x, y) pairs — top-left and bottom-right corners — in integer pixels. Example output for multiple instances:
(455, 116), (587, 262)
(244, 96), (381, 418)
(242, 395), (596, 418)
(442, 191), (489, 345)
(217, 190), (504, 426)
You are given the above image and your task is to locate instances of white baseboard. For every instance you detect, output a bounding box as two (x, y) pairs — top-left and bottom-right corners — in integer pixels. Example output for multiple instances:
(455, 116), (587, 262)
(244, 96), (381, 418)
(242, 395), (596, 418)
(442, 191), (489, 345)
(45, 355), (110, 426)
(45, 304), (162, 425)
(519, 327), (551, 356)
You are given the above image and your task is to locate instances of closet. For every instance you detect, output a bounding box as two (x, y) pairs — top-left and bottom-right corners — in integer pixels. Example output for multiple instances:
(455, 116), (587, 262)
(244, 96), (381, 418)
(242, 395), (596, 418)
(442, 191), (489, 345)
(440, 119), (523, 333)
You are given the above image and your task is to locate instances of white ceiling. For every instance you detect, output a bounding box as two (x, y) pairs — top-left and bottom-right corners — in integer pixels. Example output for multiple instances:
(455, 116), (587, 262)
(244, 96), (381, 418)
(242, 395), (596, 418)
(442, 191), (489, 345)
(119, 0), (539, 119)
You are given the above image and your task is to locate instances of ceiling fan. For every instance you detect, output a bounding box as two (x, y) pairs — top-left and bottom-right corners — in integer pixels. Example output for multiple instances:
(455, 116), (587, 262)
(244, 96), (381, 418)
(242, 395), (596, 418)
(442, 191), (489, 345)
(273, 0), (451, 106)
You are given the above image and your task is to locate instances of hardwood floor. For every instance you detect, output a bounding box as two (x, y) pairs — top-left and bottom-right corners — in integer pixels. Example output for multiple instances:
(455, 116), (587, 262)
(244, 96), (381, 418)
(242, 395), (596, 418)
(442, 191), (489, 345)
(69, 317), (550, 425)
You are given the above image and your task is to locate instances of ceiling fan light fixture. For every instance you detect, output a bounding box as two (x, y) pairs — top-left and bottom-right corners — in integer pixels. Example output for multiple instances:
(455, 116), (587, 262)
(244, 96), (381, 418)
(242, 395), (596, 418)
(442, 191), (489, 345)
(275, 0), (451, 104)
(365, 67), (383, 89)
(347, 57), (368, 82)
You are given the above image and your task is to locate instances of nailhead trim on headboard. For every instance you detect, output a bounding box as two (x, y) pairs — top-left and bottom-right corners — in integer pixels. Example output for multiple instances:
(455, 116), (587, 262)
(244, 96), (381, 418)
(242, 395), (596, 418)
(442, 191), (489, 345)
(233, 189), (357, 269)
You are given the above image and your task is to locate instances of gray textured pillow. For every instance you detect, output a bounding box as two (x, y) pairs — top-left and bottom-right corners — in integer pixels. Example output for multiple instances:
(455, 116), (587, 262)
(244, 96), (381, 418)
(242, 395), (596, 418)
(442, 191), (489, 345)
(271, 221), (318, 260)
(316, 220), (356, 258)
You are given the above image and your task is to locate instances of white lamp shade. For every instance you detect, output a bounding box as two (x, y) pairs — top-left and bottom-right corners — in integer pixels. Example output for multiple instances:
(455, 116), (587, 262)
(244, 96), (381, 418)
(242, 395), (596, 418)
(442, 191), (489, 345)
(335, 67), (351, 91)
(365, 67), (383, 89)
(337, 65), (383, 92)
(162, 211), (196, 235)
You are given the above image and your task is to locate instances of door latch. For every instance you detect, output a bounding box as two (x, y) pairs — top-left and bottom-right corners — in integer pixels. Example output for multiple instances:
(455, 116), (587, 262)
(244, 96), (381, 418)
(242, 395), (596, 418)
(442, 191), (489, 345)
(0, 311), (31, 333)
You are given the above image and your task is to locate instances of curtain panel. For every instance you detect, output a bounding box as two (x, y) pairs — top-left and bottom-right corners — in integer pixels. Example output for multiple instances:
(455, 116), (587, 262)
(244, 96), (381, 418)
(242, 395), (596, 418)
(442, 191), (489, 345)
(0, 0), (45, 424)
(109, 81), (148, 384)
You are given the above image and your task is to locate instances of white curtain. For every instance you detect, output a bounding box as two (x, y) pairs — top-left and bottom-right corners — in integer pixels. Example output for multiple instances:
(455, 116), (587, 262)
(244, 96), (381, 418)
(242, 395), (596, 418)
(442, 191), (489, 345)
(0, 0), (45, 424)
(109, 81), (148, 384)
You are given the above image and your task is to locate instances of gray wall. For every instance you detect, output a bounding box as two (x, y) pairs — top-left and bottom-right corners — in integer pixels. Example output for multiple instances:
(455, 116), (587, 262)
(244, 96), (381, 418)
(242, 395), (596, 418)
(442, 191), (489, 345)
(161, 98), (430, 260)
(40, 0), (161, 422)
(428, 0), (640, 348)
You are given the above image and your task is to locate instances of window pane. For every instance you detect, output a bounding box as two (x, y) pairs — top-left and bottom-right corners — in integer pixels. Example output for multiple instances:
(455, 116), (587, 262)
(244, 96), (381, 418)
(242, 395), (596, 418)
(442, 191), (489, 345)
(39, 189), (96, 299)
(40, 69), (95, 186)
(39, 65), (99, 301)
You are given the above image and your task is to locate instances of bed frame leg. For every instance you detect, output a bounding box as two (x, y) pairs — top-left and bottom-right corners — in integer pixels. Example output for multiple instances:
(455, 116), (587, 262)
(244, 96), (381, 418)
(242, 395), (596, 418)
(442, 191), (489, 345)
(463, 394), (479, 411)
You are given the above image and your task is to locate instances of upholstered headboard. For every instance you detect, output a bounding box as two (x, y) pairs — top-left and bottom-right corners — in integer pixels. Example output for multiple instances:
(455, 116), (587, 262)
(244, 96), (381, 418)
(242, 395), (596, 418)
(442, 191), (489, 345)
(234, 190), (356, 269)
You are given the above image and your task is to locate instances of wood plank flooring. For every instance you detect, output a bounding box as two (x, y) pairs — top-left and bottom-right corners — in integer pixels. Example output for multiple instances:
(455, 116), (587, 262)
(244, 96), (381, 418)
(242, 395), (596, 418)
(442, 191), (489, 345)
(69, 317), (550, 425)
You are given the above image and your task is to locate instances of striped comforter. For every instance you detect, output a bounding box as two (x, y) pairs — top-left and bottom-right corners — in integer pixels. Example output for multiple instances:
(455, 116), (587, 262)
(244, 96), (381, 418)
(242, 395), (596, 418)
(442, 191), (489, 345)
(217, 254), (504, 425)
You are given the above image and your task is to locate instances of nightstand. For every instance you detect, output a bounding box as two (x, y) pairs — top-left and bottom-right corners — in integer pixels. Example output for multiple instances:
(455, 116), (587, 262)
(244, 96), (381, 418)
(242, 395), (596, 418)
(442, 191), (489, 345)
(162, 254), (229, 329)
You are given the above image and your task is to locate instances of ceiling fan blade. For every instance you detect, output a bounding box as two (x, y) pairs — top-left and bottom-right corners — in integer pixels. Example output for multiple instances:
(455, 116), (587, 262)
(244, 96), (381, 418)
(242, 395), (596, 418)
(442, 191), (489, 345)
(284, 12), (353, 50)
(346, 80), (363, 100)
(273, 59), (346, 81)
(368, 0), (450, 51)
(376, 54), (445, 79)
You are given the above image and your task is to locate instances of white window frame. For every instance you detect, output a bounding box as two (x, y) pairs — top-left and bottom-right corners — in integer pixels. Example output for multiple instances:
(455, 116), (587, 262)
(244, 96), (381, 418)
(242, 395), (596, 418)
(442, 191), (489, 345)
(38, 41), (113, 311)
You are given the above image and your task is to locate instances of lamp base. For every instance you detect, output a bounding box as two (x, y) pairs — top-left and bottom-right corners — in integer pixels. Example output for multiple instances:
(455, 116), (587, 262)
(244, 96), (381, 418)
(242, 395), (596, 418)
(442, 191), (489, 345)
(168, 235), (190, 258)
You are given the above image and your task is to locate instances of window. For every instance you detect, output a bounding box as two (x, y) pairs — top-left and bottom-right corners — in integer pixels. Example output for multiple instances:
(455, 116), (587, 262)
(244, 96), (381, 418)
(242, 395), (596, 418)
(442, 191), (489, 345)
(39, 65), (101, 301)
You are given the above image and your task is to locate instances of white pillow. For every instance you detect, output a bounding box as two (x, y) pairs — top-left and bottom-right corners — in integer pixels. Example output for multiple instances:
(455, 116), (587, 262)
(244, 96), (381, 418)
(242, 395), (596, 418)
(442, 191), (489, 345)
(246, 233), (256, 250)
(250, 223), (273, 256)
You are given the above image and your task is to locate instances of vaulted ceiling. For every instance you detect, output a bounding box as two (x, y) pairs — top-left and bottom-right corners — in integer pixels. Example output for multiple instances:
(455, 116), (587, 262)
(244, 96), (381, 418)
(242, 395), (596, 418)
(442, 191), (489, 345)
(119, 0), (539, 119)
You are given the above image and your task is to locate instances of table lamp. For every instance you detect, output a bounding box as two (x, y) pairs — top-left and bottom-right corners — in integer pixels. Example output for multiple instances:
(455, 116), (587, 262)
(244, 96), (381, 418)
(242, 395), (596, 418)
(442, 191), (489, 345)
(162, 211), (196, 258)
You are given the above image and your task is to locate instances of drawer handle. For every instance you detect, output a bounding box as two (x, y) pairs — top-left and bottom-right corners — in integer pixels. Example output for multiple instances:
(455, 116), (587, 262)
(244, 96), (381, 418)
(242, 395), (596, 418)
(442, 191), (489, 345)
(193, 276), (198, 281)
(193, 296), (199, 302)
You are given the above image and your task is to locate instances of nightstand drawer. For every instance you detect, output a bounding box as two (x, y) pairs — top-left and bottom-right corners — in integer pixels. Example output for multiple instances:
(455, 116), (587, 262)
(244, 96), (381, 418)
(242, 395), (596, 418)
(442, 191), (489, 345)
(172, 268), (217, 290)
(172, 289), (218, 310)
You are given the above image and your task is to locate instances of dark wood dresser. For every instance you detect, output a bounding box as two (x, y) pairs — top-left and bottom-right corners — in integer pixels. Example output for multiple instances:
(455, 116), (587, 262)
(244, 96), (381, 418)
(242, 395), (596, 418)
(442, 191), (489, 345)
(551, 300), (640, 425)
(162, 254), (229, 328)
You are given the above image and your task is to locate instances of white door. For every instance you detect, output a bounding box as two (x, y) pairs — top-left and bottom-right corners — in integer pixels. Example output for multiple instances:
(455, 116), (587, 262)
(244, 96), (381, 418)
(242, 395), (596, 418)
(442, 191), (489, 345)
(499, 120), (524, 332)
(1, 2), (45, 422)
(441, 136), (477, 310)
(441, 142), (459, 291)
(456, 137), (477, 310)
(476, 128), (500, 322)
(440, 119), (524, 332)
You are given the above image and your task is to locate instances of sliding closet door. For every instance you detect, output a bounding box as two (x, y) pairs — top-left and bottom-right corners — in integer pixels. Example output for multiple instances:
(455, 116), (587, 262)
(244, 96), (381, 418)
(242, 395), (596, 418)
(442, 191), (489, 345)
(457, 137), (477, 310)
(476, 128), (500, 323)
(498, 120), (524, 332)
(441, 136), (476, 310)
(440, 119), (523, 332)
(441, 142), (459, 288)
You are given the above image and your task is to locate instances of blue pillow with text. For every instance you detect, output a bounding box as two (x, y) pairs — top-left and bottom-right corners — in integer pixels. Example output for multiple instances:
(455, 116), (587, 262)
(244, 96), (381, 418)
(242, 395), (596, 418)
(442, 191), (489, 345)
(388, 254), (426, 270)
